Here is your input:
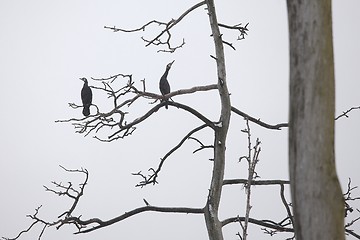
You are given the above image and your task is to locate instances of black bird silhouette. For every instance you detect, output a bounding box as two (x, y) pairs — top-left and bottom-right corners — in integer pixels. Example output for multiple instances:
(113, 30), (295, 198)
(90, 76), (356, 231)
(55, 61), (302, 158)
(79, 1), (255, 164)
(80, 77), (92, 116)
(159, 60), (174, 109)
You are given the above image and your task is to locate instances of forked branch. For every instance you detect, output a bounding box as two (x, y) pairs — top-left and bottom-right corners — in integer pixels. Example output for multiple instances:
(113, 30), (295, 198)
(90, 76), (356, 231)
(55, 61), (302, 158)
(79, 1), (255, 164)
(222, 178), (294, 238)
(3, 166), (204, 239)
(239, 119), (262, 240)
(218, 22), (249, 41)
(3, 166), (89, 240)
(74, 205), (204, 234)
(104, 1), (206, 52)
(132, 124), (209, 187)
(57, 75), (218, 141)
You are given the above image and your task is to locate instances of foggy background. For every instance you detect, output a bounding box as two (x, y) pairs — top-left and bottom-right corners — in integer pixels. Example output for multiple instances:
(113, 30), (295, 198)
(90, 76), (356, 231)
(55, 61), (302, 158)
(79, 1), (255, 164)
(1, 1), (359, 239)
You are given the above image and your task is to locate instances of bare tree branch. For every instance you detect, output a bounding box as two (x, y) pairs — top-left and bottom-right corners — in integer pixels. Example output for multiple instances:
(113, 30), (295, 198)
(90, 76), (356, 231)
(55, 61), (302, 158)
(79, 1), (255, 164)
(72, 205), (204, 234)
(2, 213), (41, 240)
(108, 101), (215, 140)
(45, 166), (89, 218)
(218, 22), (249, 41)
(64, 91), (301, 141)
(188, 136), (214, 154)
(231, 106), (288, 130)
(166, 84), (218, 98)
(104, 1), (206, 52)
(57, 78), (218, 141)
(335, 106), (360, 120)
(240, 119), (262, 240)
(91, 73), (133, 84)
(222, 216), (294, 232)
(223, 179), (290, 186)
(3, 166), (203, 239)
(279, 183), (294, 228)
(345, 229), (360, 239)
(3, 167), (89, 240)
(232, 105), (360, 131)
(133, 124), (209, 187)
(222, 39), (236, 50)
(343, 178), (360, 239)
(344, 178), (360, 217)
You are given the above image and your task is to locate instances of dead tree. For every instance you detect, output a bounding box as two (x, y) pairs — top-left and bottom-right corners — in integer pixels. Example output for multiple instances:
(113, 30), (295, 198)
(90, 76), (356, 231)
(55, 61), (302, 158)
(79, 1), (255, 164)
(3, 1), (360, 240)
(288, 1), (345, 239)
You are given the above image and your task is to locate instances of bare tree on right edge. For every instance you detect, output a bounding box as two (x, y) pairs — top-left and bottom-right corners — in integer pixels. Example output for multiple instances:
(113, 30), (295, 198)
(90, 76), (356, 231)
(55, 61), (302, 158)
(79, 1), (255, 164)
(288, 1), (345, 239)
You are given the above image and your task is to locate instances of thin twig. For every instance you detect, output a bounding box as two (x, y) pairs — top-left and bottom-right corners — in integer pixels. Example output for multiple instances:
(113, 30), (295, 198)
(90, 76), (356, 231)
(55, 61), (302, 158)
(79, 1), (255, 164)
(335, 106), (360, 120)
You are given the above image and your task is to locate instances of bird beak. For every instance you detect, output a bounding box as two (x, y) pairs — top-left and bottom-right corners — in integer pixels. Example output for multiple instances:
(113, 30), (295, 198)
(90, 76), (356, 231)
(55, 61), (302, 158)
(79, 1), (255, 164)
(79, 77), (85, 82)
(169, 60), (175, 67)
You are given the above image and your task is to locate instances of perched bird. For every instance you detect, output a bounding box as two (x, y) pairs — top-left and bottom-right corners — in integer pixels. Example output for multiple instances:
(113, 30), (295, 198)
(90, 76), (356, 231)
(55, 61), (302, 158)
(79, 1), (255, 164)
(159, 60), (174, 109)
(80, 77), (92, 116)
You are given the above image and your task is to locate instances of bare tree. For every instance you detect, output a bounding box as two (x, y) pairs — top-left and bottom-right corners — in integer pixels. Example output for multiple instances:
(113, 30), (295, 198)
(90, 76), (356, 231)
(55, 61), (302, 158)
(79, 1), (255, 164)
(288, 1), (345, 239)
(3, 1), (360, 240)
(203, 1), (230, 239)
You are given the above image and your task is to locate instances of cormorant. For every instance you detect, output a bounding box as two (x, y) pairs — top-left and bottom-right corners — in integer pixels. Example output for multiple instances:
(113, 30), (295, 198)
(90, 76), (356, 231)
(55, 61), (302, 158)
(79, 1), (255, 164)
(80, 77), (92, 116)
(159, 60), (174, 109)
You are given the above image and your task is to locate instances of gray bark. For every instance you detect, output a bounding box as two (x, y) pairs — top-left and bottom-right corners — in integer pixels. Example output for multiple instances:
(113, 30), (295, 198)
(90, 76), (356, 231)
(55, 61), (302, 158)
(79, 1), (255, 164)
(204, 0), (231, 239)
(287, 1), (345, 239)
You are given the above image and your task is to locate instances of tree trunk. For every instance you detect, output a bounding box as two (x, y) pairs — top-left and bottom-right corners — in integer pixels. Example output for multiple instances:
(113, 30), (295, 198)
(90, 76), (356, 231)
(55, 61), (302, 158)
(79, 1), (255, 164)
(204, 0), (231, 240)
(287, 1), (345, 239)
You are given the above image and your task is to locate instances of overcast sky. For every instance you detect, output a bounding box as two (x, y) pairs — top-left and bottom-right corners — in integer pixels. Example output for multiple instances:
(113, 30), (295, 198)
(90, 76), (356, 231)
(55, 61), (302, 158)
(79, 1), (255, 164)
(1, 1), (359, 239)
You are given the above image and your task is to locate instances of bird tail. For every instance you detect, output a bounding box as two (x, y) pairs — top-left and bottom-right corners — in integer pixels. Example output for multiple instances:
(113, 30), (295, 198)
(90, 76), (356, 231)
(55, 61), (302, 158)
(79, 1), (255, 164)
(161, 99), (168, 109)
(82, 105), (90, 116)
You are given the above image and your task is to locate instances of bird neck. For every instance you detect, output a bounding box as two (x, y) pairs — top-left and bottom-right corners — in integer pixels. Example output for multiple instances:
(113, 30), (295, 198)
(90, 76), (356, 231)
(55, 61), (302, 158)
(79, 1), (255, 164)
(162, 68), (170, 79)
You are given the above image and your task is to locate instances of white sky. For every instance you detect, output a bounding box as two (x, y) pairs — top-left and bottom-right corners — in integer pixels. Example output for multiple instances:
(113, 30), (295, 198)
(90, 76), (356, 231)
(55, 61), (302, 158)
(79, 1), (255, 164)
(0, 1), (359, 239)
